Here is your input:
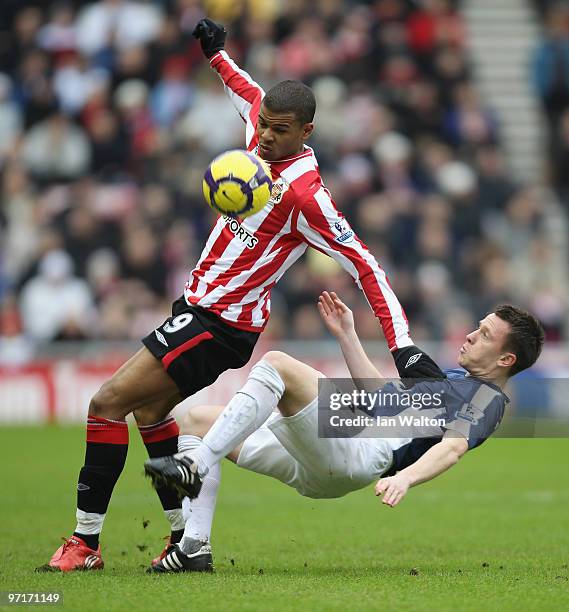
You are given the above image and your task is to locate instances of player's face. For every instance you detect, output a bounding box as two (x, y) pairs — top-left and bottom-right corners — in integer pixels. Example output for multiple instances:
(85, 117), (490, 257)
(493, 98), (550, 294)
(257, 104), (313, 161)
(458, 314), (516, 377)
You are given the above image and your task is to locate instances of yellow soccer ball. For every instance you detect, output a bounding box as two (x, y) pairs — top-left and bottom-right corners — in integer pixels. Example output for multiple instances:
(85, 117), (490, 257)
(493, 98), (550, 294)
(202, 150), (273, 218)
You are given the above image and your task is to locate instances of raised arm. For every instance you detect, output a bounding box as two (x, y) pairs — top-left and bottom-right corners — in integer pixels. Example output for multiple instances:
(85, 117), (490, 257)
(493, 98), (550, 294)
(375, 432), (468, 507)
(193, 18), (264, 149)
(318, 291), (384, 390)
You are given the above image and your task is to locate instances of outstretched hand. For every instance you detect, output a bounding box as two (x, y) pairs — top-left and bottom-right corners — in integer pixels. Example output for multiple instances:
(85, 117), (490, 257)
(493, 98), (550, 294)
(317, 291), (354, 339)
(192, 18), (227, 59)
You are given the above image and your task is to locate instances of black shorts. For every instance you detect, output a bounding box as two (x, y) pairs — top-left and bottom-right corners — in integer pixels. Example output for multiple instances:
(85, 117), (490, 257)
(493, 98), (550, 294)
(142, 297), (260, 399)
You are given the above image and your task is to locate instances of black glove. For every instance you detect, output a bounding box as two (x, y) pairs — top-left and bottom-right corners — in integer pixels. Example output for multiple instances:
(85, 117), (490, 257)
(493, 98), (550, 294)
(192, 18), (227, 59)
(392, 345), (445, 382)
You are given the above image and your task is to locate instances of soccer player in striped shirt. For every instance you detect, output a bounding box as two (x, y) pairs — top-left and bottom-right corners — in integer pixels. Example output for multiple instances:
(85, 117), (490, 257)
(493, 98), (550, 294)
(147, 292), (544, 573)
(42, 19), (437, 572)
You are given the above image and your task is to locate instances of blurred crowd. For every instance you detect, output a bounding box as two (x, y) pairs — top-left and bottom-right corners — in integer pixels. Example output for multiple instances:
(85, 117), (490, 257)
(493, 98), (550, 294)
(532, 0), (569, 203)
(0, 0), (567, 361)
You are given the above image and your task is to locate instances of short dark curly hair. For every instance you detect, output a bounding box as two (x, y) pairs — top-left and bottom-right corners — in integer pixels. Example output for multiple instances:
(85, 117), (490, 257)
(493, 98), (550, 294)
(263, 80), (316, 125)
(495, 304), (545, 377)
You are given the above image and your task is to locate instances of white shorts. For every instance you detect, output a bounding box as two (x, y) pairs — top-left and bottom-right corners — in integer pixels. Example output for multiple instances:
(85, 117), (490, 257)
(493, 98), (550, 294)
(236, 399), (394, 499)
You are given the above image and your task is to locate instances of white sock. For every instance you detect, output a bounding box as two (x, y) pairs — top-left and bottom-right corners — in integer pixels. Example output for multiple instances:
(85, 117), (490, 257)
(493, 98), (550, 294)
(165, 508), (185, 532)
(178, 434), (221, 548)
(183, 359), (285, 476)
(75, 509), (105, 535)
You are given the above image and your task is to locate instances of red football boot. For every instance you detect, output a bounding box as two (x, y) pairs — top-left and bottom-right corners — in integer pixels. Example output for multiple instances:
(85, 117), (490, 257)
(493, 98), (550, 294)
(40, 536), (104, 572)
(151, 536), (175, 567)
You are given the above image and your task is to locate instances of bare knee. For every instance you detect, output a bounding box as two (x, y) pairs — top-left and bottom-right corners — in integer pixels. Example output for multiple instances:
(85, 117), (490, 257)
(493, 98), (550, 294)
(91, 377), (180, 424)
(181, 405), (223, 438)
(90, 346), (182, 423)
(89, 381), (124, 419)
(263, 351), (319, 416)
(90, 379), (160, 422)
(263, 351), (298, 383)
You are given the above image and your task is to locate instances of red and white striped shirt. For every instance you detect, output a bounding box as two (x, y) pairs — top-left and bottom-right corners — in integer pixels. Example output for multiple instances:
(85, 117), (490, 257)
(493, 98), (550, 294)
(184, 50), (412, 351)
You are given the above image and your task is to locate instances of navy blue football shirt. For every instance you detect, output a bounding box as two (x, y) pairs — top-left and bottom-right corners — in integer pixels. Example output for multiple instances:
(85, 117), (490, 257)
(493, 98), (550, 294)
(365, 368), (509, 475)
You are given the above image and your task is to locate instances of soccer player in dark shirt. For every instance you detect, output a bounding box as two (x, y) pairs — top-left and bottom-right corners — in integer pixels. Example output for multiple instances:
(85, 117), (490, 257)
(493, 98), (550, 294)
(147, 291), (544, 573)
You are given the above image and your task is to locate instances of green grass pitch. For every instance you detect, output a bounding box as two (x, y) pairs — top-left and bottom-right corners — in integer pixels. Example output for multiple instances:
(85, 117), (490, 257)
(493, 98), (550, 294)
(1, 426), (568, 611)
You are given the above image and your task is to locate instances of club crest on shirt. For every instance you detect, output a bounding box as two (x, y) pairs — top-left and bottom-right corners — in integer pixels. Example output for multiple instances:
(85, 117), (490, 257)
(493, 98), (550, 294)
(269, 178), (289, 205)
(456, 402), (479, 425)
(332, 219), (354, 244)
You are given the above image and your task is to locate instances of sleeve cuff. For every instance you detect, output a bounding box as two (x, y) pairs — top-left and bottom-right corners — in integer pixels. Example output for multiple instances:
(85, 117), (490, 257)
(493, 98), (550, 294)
(209, 51), (223, 66)
(443, 420), (472, 444)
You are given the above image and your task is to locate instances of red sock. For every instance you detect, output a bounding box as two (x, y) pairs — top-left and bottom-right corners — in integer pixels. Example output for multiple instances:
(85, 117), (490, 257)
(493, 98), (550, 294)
(76, 415), (130, 546)
(139, 416), (182, 514)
